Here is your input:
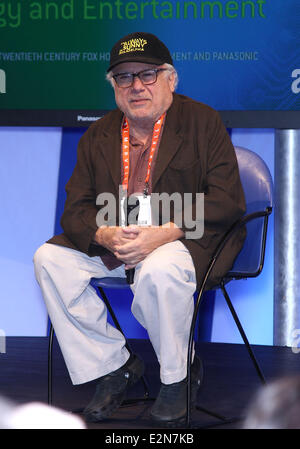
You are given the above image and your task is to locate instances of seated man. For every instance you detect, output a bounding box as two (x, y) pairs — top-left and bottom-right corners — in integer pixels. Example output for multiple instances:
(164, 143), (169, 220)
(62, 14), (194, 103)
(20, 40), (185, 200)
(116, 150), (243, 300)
(34, 31), (245, 427)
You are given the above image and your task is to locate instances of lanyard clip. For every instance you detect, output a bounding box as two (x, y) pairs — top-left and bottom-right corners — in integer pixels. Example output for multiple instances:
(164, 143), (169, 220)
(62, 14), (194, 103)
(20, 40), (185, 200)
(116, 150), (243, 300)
(143, 183), (149, 197)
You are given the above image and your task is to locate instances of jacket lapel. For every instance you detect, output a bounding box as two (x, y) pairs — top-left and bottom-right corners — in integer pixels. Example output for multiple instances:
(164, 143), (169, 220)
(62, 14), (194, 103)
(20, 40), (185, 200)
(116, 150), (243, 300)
(152, 95), (183, 191)
(98, 94), (183, 193)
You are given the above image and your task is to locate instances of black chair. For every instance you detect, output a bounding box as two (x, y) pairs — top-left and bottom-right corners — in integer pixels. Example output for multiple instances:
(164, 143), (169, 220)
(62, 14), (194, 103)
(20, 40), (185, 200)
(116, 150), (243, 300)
(48, 146), (273, 427)
(186, 145), (273, 426)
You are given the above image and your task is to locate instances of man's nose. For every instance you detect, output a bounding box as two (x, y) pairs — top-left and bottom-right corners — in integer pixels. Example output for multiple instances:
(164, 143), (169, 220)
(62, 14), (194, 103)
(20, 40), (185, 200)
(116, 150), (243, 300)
(131, 75), (145, 91)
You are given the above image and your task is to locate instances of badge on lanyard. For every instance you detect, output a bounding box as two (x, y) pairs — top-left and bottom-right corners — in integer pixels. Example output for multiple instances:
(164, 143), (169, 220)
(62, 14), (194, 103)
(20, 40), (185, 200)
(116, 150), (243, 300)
(120, 114), (165, 227)
(120, 194), (152, 227)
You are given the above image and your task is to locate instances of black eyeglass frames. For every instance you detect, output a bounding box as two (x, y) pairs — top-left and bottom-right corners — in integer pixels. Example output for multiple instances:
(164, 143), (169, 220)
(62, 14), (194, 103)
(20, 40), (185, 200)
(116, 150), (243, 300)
(112, 68), (168, 88)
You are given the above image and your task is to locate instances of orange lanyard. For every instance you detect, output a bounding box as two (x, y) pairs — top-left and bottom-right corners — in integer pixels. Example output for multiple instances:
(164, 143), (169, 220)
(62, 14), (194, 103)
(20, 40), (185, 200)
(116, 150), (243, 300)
(121, 113), (165, 195)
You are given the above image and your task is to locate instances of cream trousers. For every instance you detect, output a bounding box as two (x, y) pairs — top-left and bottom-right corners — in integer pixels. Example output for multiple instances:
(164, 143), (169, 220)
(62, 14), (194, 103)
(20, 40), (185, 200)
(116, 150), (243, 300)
(33, 240), (196, 385)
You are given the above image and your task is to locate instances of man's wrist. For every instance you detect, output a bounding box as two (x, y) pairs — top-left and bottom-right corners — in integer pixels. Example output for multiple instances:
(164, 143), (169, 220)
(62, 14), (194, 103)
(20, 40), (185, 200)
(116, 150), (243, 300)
(93, 227), (105, 246)
(160, 222), (184, 242)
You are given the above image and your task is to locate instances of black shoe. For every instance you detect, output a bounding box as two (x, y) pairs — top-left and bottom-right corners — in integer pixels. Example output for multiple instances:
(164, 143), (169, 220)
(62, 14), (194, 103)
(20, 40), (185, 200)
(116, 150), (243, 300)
(83, 354), (144, 423)
(150, 355), (203, 427)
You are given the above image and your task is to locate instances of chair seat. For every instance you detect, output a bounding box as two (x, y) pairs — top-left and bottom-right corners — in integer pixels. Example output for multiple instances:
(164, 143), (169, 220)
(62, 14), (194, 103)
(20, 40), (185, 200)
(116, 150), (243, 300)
(90, 277), (128, 289)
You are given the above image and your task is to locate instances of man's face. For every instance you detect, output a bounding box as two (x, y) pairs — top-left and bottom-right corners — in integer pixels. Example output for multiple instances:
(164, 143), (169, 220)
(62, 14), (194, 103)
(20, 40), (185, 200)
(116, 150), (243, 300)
(111, 62), (175, 126)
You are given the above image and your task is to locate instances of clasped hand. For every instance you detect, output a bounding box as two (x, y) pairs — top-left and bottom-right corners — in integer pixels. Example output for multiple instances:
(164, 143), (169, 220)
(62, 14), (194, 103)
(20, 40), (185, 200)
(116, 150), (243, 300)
(96, 224), (183, 269)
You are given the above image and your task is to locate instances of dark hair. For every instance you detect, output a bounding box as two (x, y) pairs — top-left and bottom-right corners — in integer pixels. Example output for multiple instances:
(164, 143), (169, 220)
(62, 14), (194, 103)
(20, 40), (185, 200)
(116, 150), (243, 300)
(243, 376), (300, 429)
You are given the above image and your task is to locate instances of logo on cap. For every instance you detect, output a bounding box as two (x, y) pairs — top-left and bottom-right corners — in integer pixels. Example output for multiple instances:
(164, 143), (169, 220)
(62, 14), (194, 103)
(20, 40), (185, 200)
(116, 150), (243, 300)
(119, 38), (148, 55)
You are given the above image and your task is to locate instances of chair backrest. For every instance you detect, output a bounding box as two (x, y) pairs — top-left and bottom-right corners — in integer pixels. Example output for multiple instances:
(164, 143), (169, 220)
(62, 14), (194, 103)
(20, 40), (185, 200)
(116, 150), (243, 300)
(235, 146), (273, 213)
(226, 146), (273, 277)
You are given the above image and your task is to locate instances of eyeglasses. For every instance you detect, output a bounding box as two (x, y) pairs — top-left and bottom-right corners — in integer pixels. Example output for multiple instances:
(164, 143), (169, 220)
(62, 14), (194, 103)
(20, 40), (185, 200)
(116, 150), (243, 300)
(112, 68), (168, 88)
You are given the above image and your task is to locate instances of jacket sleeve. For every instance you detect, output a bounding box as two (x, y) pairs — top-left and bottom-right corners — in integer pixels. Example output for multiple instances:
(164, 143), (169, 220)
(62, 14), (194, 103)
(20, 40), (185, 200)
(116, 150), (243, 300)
(60, 129), (99, 255)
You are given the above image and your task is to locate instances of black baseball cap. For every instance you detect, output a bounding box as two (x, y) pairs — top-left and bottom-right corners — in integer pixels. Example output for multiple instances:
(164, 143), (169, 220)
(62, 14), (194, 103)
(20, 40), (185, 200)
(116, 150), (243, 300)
(107, 32), (173, 72)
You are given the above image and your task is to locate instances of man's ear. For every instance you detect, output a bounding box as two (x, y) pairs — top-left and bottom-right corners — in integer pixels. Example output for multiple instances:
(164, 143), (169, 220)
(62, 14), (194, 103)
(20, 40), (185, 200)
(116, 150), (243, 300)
(169, 71), (176, 92)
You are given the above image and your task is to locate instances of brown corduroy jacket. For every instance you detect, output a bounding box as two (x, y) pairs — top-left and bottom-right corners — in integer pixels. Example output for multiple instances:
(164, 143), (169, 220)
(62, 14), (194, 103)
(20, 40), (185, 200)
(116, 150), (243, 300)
(48, 93), (246, 289)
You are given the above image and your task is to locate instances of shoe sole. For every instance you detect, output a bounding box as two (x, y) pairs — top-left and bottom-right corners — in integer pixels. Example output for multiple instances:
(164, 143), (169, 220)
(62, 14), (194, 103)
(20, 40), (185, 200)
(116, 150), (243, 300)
(150, 414), (188, 428)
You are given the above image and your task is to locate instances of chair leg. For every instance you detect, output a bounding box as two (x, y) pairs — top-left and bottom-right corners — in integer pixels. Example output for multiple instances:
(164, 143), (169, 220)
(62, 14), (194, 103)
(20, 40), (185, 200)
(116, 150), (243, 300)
(185, 281), (266, 429)
(220, 282), (266, 385)
(48, 322), (54, 405)
(97, 287), (130, 351)
(186, 286), (208, 427)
